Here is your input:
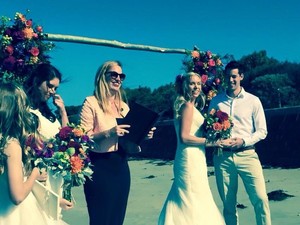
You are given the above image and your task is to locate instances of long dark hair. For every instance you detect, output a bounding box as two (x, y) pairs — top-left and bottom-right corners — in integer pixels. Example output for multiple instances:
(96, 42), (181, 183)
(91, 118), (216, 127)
(24, 63), (62, 122)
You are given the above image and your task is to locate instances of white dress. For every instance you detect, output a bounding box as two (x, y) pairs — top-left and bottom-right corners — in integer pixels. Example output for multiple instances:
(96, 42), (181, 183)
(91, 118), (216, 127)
(30, 109), (64, 216)
(158, 107), (225, 225)
(0, 169), (68, 225)
(0, 137), (67, 225)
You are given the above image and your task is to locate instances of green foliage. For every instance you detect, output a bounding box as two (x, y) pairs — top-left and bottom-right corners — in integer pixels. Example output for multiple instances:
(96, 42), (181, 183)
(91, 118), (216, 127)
(251, 74), (300, 108)
(66, 50), (300, 121)
(125, 83), (176, 120)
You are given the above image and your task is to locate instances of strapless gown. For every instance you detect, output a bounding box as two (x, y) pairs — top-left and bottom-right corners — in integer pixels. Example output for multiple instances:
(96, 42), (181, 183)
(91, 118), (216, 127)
(158, 107), (225, 225)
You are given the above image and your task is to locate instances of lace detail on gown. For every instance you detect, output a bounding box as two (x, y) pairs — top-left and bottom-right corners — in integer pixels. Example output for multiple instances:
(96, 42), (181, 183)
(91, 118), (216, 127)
(158, 107), (225, 225)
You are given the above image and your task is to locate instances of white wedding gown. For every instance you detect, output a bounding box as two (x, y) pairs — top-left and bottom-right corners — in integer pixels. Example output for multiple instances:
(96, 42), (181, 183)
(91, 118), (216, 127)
(158, 107), (225, 225)
(0, 169), (67, 225)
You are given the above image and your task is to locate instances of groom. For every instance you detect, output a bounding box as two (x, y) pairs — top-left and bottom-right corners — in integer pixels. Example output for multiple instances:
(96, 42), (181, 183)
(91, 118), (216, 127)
(208, 60), (271, 225)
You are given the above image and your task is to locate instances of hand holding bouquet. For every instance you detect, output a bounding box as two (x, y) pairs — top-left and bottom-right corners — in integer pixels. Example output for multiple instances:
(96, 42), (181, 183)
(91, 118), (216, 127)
(25, 134), (55, 171)
(26, 123), (94, 201)
(204, 108), (233, 155)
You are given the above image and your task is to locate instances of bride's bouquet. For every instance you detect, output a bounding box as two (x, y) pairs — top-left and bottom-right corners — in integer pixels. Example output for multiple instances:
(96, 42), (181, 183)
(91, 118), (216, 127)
(204, 108), (233, 155)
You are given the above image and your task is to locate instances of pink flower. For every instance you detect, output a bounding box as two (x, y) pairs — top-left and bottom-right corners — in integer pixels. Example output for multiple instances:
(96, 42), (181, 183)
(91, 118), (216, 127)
(201, 74), (208, 84)
(207, 59), (215, 67)
(29, 47), (40, 56)
(213, 122), (223, 131)
(215, 78), (221, 85)
(25, 19), (33, 27)
(206, 51), (212, 58)
(5, 45), (14, 55)
(36, 26), (43, 33)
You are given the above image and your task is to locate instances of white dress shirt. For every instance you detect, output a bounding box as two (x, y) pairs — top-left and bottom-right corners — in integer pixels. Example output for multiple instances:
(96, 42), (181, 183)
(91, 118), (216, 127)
(208, 88), (267, 147)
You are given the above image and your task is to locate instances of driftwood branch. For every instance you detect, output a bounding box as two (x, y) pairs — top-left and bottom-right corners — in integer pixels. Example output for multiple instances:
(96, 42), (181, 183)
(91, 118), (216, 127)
(45, 33), (188, 54)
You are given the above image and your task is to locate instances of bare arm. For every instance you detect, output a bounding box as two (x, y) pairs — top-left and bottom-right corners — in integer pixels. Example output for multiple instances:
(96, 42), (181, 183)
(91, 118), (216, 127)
(53, 94), (69, 127)
(5, 140), (47, 205)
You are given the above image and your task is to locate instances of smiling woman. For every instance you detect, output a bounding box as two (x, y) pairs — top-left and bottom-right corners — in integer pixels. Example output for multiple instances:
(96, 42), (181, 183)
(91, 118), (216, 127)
(79, 60), (155, 225)
(158, 72), (225, 225)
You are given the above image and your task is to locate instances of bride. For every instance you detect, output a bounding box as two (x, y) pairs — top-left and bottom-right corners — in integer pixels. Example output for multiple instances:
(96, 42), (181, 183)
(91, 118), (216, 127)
(158, 72), (225, 225)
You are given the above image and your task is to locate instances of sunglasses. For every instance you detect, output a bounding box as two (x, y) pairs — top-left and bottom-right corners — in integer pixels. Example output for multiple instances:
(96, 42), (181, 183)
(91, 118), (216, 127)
(106, 71), (126, 81)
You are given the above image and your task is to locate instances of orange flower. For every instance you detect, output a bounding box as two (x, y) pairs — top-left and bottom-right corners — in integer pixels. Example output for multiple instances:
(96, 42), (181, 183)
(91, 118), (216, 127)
(191, 50), (200, 58)
(22, 27), (34, 39)
(216, 58), (222, 66)
(207, 89), (217, 101)
(223, 120), (231, 130)
(209, 108), (216, 115)
(73, 128), (84, 137)
(70, 156), (83, 174)
(16, 13), (26, 23)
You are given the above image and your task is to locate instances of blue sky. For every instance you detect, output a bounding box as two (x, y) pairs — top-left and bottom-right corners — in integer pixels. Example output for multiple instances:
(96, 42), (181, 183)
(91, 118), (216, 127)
(1, 0), (300, 106)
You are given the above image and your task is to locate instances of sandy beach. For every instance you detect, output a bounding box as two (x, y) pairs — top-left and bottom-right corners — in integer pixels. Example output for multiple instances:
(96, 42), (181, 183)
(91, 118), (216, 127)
(62, 159), (300, 225)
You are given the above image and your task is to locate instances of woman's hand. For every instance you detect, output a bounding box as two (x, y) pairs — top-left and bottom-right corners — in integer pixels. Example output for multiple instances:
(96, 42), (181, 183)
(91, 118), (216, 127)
(220, 138), (234, 148)
(52, 94), (65, 109)
(60, 198), (74, 210)
(205, 139), (231, 148)
(111, 124), (131, 137)
(145, 127), (156, 140)
(33, 167), (48, 183)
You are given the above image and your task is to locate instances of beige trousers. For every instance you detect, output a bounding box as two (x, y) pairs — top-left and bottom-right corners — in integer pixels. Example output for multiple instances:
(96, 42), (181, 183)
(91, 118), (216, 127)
(213, 150), (272, 225)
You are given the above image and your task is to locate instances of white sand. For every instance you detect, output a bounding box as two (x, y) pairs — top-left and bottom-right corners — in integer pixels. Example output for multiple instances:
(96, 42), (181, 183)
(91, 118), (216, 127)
(62, 159), (300, 225)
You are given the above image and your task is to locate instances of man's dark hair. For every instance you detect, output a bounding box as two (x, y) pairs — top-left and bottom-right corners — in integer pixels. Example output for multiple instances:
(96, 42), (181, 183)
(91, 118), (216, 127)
(225, 60), (245, 75)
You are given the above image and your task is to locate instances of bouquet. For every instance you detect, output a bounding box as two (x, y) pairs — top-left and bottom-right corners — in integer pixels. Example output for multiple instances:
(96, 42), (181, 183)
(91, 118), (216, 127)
(25, 123), (94, 201)
(25, 134), (56, 170)
(204, 108), (233, 155)
(0, 11), (55, 84)
(48, 123), (94, 201)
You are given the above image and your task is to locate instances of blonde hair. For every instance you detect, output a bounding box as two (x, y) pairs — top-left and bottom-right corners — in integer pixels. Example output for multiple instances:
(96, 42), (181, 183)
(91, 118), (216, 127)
(93, 60), (126, 114)
(173, 72), (205, 119)
(0, 82), (37, 174)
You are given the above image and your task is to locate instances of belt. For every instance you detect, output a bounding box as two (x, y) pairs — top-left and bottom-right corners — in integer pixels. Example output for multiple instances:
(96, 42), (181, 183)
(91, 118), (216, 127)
(222, 145), (255, 152)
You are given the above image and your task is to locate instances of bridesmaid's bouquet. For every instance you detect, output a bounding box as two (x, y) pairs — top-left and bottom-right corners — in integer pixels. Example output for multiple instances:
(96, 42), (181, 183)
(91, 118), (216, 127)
(25, 134), (56, 170)
(48, 123), (94, 201)
(204, 108), (233, 155)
